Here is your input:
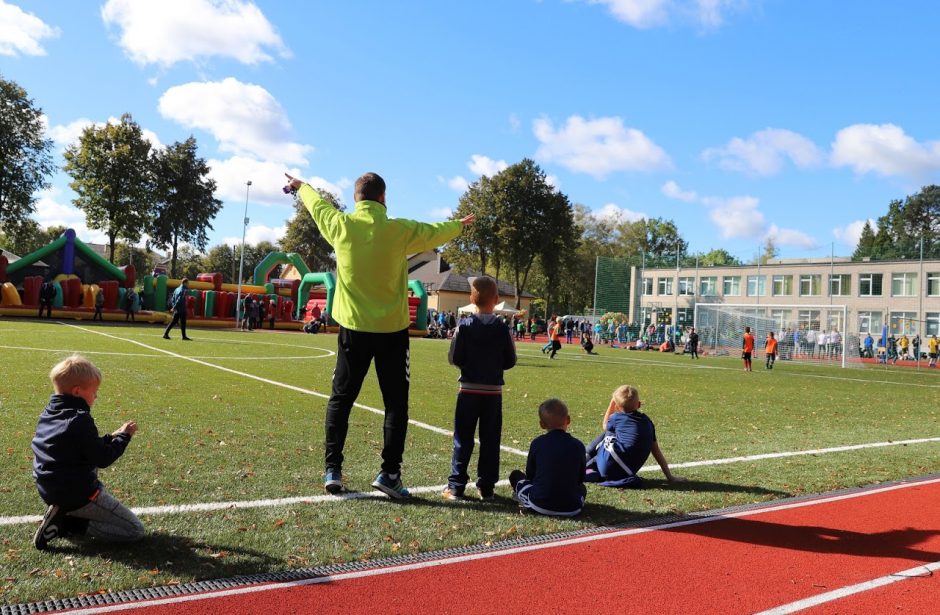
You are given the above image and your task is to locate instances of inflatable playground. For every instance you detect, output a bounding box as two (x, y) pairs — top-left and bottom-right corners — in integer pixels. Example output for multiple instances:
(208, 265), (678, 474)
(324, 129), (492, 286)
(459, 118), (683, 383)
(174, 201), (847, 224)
(0, 229), (432, 334)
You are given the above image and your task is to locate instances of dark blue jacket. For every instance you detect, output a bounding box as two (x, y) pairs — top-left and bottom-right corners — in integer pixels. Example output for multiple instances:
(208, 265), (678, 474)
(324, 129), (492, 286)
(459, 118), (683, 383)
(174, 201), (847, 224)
(32, 394), (132, 510)
(525, 429), (587, 514)
(448, 314), (517, 391)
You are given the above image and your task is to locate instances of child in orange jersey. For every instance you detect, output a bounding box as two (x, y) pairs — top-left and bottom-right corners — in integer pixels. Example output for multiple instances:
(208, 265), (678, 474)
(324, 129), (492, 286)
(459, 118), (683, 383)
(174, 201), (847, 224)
(742, 326), (755, 372)
(765, 331), (778, 370)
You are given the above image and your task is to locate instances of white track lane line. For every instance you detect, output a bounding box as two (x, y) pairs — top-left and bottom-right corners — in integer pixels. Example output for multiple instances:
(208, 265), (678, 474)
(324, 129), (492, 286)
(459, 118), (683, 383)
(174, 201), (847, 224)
(3, 436), (938, 527)
(62, 323), (528, 457)
(45, 476), (940, 615)
(754, 560), (940, 614)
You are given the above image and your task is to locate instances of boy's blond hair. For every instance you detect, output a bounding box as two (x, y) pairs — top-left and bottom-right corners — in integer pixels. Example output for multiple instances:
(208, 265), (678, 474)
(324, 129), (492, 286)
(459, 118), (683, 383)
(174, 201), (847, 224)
(50, 355), (102, 393)
(538, 398), (569, 428)
(612, 385), (640, 411)
(470, 276), (498, 307)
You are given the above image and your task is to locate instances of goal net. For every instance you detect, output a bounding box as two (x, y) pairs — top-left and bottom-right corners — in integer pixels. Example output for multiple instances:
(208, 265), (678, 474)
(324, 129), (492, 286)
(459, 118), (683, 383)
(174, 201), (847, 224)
(592, 256), (633, 316)
(693, 304), (862, 368)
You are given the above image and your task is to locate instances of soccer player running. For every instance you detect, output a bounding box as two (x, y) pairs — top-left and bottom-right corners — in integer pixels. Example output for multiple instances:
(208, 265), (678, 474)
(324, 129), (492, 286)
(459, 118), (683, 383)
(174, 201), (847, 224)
(742, 326), (755, 372)
(285, 172), (474, 498)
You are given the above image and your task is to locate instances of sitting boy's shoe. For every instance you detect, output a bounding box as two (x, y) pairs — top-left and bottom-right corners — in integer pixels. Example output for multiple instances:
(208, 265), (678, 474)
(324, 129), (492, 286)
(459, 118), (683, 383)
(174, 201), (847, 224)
(509, 470), (525, 490)
(371, 472), (410, 499)
(442, 486), (465, 501)
(323, 471), (346, 495)
(34, 505), (66, 551)
(478, 485), (495, 501)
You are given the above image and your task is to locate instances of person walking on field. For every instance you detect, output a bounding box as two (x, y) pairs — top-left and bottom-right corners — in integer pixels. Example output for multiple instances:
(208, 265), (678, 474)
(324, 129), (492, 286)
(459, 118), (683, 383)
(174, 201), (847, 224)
(765, 331), (778, 370)
(742, 326), (754, 372)
(688, 327), (699, 360)
(286, 172), (474, 498)
(162, 279), (191, 340)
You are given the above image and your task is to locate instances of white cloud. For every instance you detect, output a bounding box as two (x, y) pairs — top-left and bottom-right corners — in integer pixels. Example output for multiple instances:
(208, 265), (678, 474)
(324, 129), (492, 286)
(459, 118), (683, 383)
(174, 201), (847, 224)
(593, 203), (647, 223)
(545, 174), (560, 188)
(766, 224), (819, 249)
(33, 187), (109, 244)
(443, 175), (469, 193)
(830, 123), (940, 178)
(661, 180), (698, 202)
(702, 128), (823, 176)
(702, 195), (765, 239)
(429, 207), (453, 219)
(222, 223), (286, 247)
(44, 116), (162, 150)
(509, 113), (521, 133)
(100, 0), (288, 67)
(580, 0), (743, 29)
(0, 0), (59, 56)
(534, 115), (671, 179)
(468, 154), (508, 177)
(209, 156), (304, 207)
(159, 78), (312, 165)
(833, 218), (877, 248)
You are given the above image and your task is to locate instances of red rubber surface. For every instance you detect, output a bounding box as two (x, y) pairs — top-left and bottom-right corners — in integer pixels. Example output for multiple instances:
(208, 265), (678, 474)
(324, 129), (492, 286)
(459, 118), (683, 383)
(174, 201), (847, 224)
(65, 479), (940, 615)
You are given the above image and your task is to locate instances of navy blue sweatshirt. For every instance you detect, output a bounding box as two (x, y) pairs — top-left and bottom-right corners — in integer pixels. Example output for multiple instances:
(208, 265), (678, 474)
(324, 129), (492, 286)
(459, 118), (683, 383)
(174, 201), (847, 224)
(525, 429), (587, 515)
(448, 313), (517, 393)
(32, 394), (132, 510)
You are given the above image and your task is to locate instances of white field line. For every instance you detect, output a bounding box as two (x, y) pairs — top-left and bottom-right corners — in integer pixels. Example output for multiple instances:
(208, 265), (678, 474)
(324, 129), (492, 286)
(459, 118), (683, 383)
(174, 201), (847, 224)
(4, 435), (939, 527)
(47, 476), (940, 615)
(62, 323), (528, 457)
(0, 344), (330, 361)
(513, 346), (940, 389)
(754, 560), (940, 614)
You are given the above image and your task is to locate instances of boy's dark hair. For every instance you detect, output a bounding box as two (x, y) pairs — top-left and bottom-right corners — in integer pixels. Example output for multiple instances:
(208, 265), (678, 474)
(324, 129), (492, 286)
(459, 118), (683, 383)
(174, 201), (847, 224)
(470, 276), (498, 306)
(745, 326), (751, 333)
(539, 398), (569, 427)
(355, 172), (386, 202)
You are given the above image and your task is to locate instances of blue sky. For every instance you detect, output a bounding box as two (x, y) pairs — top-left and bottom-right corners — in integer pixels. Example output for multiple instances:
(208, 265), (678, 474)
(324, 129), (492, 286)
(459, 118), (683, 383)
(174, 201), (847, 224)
(3, 0), (940, 261)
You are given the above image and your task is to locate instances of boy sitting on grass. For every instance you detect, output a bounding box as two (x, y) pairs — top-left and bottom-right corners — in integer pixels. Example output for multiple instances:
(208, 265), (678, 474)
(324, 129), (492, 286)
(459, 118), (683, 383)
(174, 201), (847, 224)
(585, 385), (685, 488)
(444, 276), (517, 501)
(508, 399), (586, 517)
(31, 355), (144, 550)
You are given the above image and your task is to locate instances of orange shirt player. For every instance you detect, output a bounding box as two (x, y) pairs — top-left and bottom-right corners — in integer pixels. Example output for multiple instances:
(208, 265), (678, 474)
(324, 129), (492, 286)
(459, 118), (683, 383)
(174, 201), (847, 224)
(764, 331), (778, 370)
(742, 326), (755, 372)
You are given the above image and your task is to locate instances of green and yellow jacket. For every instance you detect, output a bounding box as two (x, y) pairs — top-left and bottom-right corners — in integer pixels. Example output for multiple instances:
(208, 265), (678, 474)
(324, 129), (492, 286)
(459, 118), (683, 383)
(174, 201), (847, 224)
(299, 184), (463, 333)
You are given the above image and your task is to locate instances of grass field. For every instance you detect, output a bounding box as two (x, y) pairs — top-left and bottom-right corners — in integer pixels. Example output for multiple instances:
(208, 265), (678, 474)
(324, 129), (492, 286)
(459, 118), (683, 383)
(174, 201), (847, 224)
(1, 318), (938, 605)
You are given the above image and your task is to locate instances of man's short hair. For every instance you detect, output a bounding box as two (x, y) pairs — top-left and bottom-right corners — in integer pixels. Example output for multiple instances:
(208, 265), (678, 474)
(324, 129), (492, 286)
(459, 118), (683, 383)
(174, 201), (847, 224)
(538, 398), (569, 428)
(470, 276), (498, 307)
(355, 172), (386, 202)
(50, 354), (102, 393)
(611, 385), (639, 411)
(180, 277), (189, 285)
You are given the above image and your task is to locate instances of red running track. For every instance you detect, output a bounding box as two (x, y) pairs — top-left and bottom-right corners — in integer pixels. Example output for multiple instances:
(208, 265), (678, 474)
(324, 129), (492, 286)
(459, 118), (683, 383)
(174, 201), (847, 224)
(62, 478), (940, 615)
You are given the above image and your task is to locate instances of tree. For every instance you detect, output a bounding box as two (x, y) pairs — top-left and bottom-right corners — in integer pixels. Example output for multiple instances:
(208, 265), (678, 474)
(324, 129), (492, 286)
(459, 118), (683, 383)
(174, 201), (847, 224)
(869, 186), (940, 260)
(443, 175), (504, 279)
(852, 220), (877, 260)
(618, 217), (688, 267)
(112, 241), (155, 277)
(756, 237), (779, 265)
(150, 137), (222, 277)
(63, 113), (155, 263)
(691, 248), (742, 267)
(0, 76), (54, 234)
(202, 243), (238, 283)
(281, 190), (344, 272)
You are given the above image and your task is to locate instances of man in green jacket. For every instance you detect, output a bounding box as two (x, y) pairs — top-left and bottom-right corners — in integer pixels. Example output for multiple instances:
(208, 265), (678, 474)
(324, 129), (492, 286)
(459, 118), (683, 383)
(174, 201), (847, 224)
(285, 172), (474, 498)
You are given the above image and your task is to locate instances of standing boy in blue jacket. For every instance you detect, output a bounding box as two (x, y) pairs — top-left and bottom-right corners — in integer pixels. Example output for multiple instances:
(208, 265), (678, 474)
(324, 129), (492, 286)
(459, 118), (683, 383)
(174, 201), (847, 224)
(443, 276), (517, 501)
(31, 355), (144, 550)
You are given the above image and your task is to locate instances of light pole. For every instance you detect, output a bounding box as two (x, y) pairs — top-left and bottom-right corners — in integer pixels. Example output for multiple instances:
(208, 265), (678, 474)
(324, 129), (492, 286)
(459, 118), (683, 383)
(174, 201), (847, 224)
(235, 180), (252, 327)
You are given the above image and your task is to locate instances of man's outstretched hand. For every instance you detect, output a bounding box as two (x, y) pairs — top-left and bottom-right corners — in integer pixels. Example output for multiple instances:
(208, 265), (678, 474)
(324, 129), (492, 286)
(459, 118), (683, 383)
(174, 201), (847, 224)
(460, 213), (475, 226)
(284, 173), (303, 191)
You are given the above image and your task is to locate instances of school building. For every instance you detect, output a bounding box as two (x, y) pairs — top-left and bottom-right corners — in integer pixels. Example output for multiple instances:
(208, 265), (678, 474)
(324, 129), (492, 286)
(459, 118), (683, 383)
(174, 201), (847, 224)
(632, 257), (940, 337)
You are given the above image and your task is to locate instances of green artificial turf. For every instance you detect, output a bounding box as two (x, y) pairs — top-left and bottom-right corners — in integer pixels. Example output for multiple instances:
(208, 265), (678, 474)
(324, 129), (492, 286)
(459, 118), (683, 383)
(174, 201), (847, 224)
(0, 319), (938, 604)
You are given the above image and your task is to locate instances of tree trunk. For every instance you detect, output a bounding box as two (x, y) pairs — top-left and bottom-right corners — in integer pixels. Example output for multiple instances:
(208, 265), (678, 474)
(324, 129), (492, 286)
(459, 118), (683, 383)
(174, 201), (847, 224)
(171, 234), (179, 279)
(108, 231), (117, 264)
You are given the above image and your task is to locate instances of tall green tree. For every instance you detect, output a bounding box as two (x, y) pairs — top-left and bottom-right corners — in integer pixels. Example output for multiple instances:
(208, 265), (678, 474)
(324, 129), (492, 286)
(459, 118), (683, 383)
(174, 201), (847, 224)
(112, 241), (155, 278)
(202, 243), (238, 283)
(619, 217), (688, 266)
(63, 113), (155, 263)
(852, 220), (877, 260)
(443, 175), (504, 280)
(150, 137), (222, 277)
(870, 186), (940, 259)
(690, 248), (742, 267)
(756, 236), (779, 264)
(0, 76), (55, 234)
(281, 190), (344, 272)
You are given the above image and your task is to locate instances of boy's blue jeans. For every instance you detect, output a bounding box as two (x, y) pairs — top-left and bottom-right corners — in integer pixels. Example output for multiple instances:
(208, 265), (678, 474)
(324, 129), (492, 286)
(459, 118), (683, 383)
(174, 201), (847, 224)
(448, 392), (502, 491)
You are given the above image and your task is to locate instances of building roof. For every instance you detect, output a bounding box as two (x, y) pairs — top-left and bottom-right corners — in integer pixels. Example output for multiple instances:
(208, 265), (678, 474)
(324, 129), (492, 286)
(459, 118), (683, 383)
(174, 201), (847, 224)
(1, 248), (48, 268)
(407, 251), (534, 298)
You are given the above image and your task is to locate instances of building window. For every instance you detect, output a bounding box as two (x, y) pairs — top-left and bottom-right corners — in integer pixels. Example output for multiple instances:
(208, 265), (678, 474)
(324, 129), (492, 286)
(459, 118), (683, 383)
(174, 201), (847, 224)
(699, 276), (717, 296)
(829, 274), (851, 296)
(891, 272), (917, 297)
(926, 313), (939, 336)
(890, 312), (917, 335)
(677, 308), (693, 325)
(799, 274), (821, 296)
(798, 310), (821, 330)
(747, 275), (767, 297)
(678, 276), (695, 295)
(770, 309), (791, 330)
(723, 276), (741, 296)
(771, 275), (792, 296)
(928, 273), (940, 297)
(858, 273), (882, 297)
(658, 277), (673, 295)
(857, 311), (882, 334)
(642, 277), (653, 295)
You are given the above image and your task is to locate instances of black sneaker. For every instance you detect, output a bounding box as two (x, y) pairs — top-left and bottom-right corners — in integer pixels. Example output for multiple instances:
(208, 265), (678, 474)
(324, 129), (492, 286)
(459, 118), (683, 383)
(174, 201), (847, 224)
(509, 470), (525, 490)
(442, 485), (465, 501)
(478, 485), (495, 501)
(34, 505), (65, 550)
(323, 471), (346, 495)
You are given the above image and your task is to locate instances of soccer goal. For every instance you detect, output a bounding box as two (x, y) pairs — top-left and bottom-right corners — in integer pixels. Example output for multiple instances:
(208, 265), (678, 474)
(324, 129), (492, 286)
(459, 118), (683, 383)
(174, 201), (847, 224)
(693, 304), (861, 368)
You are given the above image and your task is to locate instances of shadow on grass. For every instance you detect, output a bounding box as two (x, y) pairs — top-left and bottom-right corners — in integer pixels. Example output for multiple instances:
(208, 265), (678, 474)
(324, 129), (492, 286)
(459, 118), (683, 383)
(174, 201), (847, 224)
(638, 478), (791, 498)
(49, 531), (280, 579)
